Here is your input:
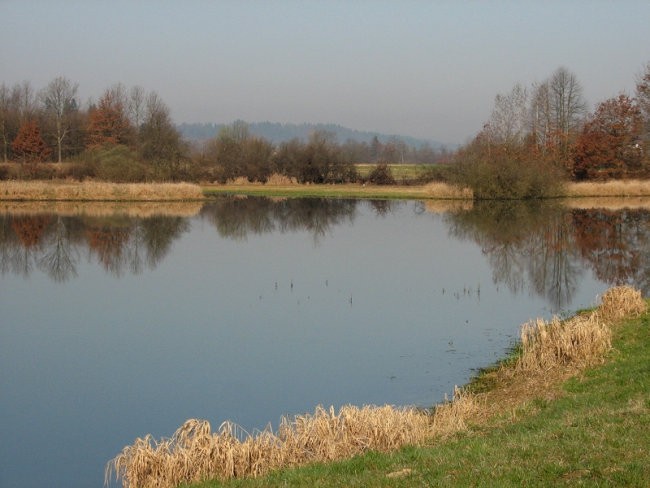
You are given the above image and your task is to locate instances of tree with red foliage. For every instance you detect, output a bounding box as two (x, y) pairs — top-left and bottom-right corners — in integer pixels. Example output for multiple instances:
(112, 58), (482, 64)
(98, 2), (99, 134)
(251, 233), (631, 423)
(86, 87), (134, 148)
(11, 119), (52, 162)
(572, 95), (644, 180)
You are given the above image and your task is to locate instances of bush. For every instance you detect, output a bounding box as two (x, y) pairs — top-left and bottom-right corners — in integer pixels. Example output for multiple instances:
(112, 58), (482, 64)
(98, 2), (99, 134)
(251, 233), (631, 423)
(367, 162), (396, 185)
(85, 144), (148, 182)
(450, 155), (565, 200)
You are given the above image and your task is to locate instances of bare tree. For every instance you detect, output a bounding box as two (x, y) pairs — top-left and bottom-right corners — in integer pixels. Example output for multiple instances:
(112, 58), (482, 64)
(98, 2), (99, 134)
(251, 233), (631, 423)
(128, 85), (146, 129)
(40, 77), (79, 162)
(636, 62), (650, 146)
(548, 67), (587, 160)
(488, 83), (529, 148)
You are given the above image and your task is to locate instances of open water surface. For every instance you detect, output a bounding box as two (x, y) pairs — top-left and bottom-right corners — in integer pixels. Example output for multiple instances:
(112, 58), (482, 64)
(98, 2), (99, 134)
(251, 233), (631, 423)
(1, 197), (648, 487)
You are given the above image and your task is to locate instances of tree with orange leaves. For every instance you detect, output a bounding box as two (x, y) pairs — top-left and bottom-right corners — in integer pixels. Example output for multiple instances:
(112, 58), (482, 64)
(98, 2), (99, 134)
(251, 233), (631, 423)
(11, 119), (51, 162)
(86, 87), (134, 148)
(572, 95), (645, 180)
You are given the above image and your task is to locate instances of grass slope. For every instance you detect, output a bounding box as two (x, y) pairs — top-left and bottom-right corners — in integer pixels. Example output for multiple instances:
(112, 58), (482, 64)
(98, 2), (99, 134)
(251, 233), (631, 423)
(187, 306), (649, 488)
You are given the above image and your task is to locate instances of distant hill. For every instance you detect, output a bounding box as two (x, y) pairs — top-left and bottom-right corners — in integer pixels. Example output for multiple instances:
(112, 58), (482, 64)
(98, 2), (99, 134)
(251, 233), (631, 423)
(177, 121), (449, 149)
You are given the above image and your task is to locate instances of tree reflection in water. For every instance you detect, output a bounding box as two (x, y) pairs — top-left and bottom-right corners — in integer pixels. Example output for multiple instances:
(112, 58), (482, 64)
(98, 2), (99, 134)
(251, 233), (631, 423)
(0, 213), (190, 280)
(199, 197), (358, 242)
(1, 199), (649, 300)
(446, 202), (650, 310)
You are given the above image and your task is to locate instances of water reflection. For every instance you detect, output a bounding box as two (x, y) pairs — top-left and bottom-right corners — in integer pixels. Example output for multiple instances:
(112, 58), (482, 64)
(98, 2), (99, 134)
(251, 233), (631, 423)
(572, 208), (650, 294)
(446, 202), (650, 309)
(1, 198), (649, 305)
(198, 197), (359, 241)
(0, 213), (190, 280)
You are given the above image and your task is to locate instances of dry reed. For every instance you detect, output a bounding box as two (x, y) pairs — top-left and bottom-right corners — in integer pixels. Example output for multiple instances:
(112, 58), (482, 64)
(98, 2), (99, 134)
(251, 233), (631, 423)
(107, 286), (646, 488)
(0, 181), (205, 201)
(106, 405), (431, 488)
(516, 314), (612, 372)
(564, 180), (650, 198)
(598, 285), (647, 322)
(423, 182), (474, 200)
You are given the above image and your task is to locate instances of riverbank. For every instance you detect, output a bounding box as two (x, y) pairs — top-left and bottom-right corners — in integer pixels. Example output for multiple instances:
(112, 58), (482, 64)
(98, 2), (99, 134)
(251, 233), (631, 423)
(2, 179), (650, 202)
(106, 287), (649, 488)
(203, 179), (650, 200)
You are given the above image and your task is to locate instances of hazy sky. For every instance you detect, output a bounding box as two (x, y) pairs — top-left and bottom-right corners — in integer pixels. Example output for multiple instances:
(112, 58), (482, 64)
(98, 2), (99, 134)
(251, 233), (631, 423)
(2, 1), (650, 144)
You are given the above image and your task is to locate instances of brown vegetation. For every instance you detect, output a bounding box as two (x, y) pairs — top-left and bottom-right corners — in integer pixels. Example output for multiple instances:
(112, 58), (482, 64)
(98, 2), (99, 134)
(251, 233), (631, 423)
(106, 286), (646, 488)
(0, 181), (204, 201)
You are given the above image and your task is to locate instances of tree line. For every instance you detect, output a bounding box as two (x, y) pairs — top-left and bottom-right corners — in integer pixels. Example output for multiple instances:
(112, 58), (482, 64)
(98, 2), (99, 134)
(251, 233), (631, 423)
(451, 65), (650, 198)
(2, 64), (650, 188)
(0, 78), (447, 183)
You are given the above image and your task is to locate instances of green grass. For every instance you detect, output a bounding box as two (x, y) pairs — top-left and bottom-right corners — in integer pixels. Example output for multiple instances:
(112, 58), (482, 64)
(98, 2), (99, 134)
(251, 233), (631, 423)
(185, 307), (649, 488)
(201, 184), (433, 200)
(355, 163), (437, 180)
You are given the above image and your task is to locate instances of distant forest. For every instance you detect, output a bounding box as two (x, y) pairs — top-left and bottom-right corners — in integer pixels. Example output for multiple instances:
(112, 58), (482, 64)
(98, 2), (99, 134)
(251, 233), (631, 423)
(177, 121), (448, 149)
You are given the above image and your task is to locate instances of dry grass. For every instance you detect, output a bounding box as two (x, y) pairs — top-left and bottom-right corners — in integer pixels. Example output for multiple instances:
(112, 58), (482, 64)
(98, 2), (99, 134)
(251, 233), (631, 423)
(0, 201), (203, 218)
(516, 314), (612, 372)
(598, 285), (647, 322)
(422, 182), (473, 200)
(0, 181), (205, 201)
(106, 405), (432, 488)
(107, 286), (646, 488)
(565, 180), (650, 198)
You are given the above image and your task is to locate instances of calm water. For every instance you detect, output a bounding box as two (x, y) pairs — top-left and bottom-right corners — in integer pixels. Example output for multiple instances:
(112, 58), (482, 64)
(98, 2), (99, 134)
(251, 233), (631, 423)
(1, 197), (648, 487)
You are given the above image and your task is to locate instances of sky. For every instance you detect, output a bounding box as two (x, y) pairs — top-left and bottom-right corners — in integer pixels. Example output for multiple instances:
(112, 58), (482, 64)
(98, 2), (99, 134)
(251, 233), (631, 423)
(2, 1), (650, 145)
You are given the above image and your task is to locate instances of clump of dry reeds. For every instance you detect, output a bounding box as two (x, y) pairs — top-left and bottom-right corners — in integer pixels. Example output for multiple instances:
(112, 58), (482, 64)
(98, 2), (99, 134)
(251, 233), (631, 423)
(598, 285), (647, 322)
(516, 313), (612, 372)
(515, 285), (646, 373)
(108, 286), (646, 488)
(0, 181), (205, 201)
(430, 386), (481, 438)
(565, 180), (650, 198)
(423, 182), (473, 200)
(106, 404), (433, 488)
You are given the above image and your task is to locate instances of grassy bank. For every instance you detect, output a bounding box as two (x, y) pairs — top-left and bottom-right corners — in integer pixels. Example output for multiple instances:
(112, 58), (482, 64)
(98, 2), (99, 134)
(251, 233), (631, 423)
(203, 180), (650, 201)
(2, 179), (650, 202)
(106, 287), (648, 488)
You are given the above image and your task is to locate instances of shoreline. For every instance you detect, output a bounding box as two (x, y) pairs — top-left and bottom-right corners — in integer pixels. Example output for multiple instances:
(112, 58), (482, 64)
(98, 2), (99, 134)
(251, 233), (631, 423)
(107, 287), (649, 488)
(3, 179), (650, 202)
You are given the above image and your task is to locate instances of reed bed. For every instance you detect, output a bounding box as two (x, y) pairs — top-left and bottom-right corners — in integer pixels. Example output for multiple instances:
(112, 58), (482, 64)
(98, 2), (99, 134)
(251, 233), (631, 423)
(0, 181), (205, 201)
(107, 286), (646, 488)
(598, 285), (647, 322)
(515, 286), (645, 373)
(0, 201), (203, 218)
(564, 180), (650, 198)
(106, 405), (432, 488)
(423, 182), (473, 200)
(516, 314), (612, 372)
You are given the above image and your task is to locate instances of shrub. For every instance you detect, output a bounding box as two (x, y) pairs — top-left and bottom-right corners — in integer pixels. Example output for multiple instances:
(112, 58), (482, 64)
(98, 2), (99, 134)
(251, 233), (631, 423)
(367, 162), (396, 185)
(85, 144), (148, 182)
(450, 155), (565, 200)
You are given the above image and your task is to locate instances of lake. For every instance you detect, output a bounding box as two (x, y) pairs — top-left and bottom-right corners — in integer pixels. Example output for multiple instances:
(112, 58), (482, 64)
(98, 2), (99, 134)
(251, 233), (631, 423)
(1, 197), (648, 487)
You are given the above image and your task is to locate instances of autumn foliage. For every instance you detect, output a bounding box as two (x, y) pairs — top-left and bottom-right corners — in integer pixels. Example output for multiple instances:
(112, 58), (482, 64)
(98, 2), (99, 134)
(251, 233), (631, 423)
(573, 95), (645, 180)
(11, 119), (52, 163)
(86, 90), (134, 148)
